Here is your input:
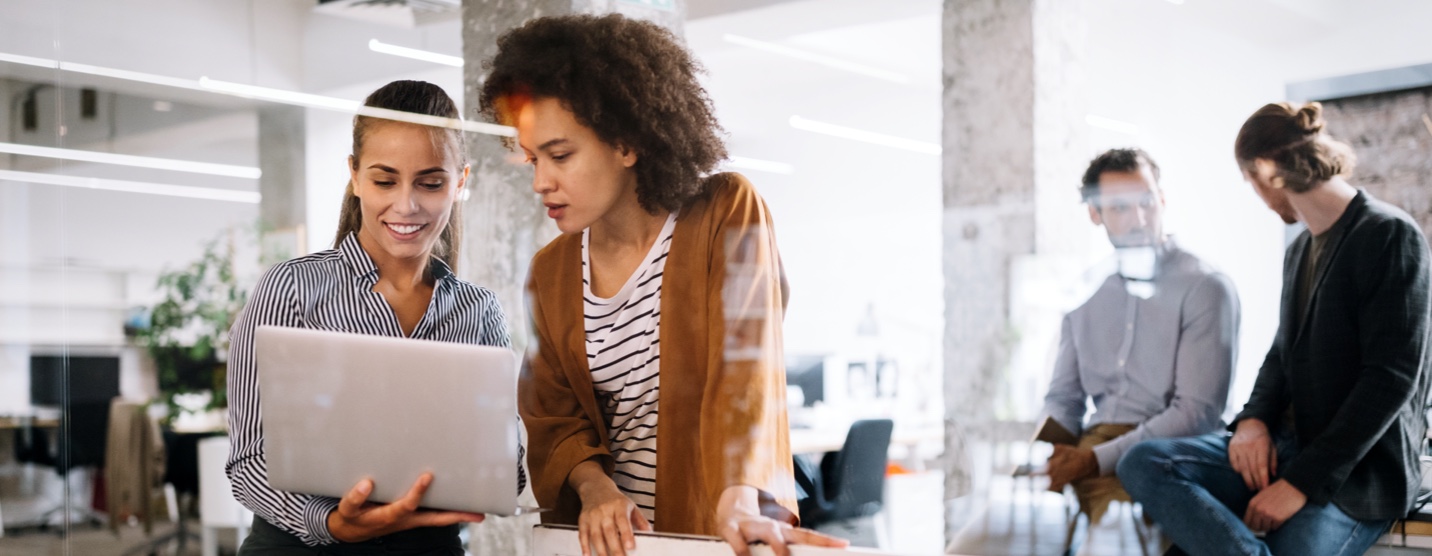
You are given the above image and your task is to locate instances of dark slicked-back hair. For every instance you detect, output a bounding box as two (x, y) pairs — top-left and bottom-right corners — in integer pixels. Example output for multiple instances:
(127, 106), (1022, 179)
(1080, 148), (1161, 201)
(478, 14), (727, 213)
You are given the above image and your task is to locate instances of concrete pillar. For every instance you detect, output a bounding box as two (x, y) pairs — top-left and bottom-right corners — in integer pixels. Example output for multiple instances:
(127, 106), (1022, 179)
(258, 104), (307, 258)
(460, 2), (684, 552)
(941, 0), (1088, 541)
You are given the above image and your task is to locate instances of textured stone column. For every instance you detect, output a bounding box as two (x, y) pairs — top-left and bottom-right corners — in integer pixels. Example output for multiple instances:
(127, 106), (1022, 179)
(941, 0), (1087, 542)
(258, 104), (307, 256)
(460, 1), (684, 553)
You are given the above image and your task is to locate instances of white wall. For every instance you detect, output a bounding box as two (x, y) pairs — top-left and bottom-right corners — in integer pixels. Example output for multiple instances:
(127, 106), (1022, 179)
(687, 0), (946, 420)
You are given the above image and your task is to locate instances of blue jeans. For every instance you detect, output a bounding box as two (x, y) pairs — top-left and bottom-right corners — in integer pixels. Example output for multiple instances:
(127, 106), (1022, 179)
(1118, 434), (1391, 556)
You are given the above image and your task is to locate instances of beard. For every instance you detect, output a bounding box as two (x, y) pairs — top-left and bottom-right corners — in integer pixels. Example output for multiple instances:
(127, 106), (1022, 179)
(1110, 228), (1155, 248)
(1271, 199), (1298, 225)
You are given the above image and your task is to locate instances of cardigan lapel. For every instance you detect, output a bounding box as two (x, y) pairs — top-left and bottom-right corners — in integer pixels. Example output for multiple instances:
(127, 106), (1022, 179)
(651, 195), (715, 532)
(553, 235), (608, 446)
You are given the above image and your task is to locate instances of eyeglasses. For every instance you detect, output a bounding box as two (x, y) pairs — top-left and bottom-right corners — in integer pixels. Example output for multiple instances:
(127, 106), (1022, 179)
(1090, 192), (1157, 215)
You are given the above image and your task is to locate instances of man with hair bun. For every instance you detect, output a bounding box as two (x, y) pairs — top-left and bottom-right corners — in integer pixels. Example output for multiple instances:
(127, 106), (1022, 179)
(1120, 102), (1432, 556)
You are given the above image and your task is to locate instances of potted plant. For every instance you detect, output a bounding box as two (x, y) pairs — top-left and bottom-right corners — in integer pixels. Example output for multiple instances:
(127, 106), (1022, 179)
(137, 230), (250, 425)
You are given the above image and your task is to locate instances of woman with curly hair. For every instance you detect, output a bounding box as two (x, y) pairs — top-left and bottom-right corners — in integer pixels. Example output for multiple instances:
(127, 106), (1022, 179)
(479, 14), (847, 556)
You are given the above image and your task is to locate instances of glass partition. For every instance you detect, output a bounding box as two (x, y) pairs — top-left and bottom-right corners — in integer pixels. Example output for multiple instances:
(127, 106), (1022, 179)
(1, 1), (1430, 555)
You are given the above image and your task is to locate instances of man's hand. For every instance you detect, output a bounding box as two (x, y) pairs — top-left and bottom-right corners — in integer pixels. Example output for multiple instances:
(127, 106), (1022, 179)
(1229, 418), (1277, 491)
(1244, 479), (1307, 532)
(1046, 445), (1099, 492)
(326, 474), (485, 543)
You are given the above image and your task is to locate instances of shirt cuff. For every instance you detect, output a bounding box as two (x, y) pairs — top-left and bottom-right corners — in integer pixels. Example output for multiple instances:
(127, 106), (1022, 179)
(1091, 436), (1128, 476)
(303, 496), (342, 545)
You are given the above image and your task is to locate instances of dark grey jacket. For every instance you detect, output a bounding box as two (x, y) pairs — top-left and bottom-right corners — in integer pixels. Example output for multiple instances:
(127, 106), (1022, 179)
(1233, 189), (1431, 521)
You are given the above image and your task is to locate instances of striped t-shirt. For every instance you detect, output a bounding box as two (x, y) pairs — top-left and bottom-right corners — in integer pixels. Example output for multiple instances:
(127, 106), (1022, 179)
(582, 213), (677, 524)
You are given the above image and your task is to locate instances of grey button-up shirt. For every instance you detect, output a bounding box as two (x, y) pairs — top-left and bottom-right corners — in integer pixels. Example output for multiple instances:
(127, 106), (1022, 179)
(1042, 241), (1240, 474)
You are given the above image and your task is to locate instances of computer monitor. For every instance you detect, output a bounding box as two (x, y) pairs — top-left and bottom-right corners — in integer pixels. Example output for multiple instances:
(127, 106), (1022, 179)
(785, 355), (825, 407)
(29, 355), (121, 406)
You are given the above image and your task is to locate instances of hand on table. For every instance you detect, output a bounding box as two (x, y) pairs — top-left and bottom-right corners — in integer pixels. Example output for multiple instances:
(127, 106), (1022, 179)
(326, 473), (485, 543)
(575, 475), (650, 556)
(715, 485), (849, 556)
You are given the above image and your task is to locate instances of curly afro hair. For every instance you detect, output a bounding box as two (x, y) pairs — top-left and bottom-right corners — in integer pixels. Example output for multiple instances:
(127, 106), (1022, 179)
(478, 14), (728, 213)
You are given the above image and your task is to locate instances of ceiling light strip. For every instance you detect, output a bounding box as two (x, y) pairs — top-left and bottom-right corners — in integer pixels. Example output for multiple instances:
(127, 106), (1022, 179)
(0, 142), (261, 179)
(0, 52), (206, 91)
(0, 169), (261, 204)
(789, 116), (940, 155)
(199, 77), (515, 137)
(0, 51), (513, 138)
(369, 39), (463, 67)
(723, 34), (910, 85)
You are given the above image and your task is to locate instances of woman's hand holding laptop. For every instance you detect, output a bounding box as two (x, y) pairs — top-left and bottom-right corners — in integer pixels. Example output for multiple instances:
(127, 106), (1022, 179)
(326, 472), (486, 543)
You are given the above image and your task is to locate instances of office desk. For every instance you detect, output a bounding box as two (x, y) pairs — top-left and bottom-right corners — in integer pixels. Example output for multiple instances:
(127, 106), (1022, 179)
(0, 416), (60, 430)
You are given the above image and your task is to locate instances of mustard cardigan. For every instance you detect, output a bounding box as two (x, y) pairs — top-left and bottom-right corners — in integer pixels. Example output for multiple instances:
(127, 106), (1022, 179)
(519, 172), (799, 535)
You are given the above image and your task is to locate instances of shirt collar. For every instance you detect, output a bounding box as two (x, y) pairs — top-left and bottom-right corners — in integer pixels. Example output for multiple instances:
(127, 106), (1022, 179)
(338, 231), (454, 284)
(338, 232), (379, 282)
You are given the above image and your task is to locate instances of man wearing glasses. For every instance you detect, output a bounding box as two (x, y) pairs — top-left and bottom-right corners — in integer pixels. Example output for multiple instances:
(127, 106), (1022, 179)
(1040, 149), (1241, 526)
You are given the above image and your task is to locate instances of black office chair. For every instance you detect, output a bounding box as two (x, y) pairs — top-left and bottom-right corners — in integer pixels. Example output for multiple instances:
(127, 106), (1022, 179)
(29, 402), (112, 531)
(794, 418), (894, 529)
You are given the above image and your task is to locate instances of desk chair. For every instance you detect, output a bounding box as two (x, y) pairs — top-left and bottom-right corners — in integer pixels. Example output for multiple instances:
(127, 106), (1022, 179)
(29, 402), (111, 531)
(794, 419), (893, 545)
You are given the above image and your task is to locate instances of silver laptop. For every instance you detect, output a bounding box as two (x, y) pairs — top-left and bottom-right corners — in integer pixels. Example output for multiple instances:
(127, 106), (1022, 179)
(255, 325), (526, 515)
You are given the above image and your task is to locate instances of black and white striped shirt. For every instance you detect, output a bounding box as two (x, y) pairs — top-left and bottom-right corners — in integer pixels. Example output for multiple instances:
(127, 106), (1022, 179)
(225, 233), (524, 546)
(582, 214), (675, 524)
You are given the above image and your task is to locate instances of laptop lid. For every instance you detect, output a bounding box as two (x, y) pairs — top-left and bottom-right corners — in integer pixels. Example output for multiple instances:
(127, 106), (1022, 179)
(255, 325), (522, 515)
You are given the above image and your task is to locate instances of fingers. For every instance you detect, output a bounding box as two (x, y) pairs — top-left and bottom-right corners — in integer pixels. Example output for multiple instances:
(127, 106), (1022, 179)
(616, 506), (638, 551)
(371, 473), (431, 524)
(1269, 443), (1279, 476)
(1243, 504), (1258, 532)
(719, 523), (752, 556)
(601, 513), (630, 556)
(1252, 447), (1269, 491)
(631, 508), (653, 532)
(1243, 493), (1261, 532)
(1243, 494), (1270, 533)
(1230, 448), (1257, 491)
(748, 521), (790, 556)
(579, 517), (592, 556)
(406, 511), (486, 529)
(338, 478), (374, 517)
(784, 527), (849, 548)
(399, 473), (435, 511)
